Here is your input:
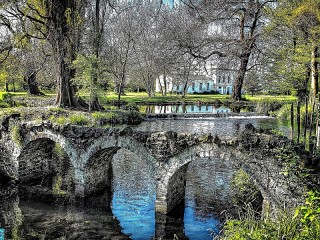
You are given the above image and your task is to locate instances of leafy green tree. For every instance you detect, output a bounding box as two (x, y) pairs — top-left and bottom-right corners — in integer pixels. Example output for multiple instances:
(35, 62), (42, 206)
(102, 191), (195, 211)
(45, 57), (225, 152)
(266, 0), (320, 100)
(72, 54), (107, 112)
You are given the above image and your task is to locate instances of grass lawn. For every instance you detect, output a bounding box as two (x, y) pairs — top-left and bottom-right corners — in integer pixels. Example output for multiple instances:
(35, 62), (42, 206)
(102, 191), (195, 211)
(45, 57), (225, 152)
(102, 92), (232, 103)
(242, 94), (297, 102)
(101, 92), (297, 104)
(0, 91), (297, 105)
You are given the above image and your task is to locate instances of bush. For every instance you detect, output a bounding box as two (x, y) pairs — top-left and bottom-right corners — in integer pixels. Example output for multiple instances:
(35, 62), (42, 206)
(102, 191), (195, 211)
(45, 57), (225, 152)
(92, 112), (120, 125)
(120, 111), (144, 125)
(124, 102), (139, 111)
(218, 191), (320, 240)
(69, 115), (90, 126)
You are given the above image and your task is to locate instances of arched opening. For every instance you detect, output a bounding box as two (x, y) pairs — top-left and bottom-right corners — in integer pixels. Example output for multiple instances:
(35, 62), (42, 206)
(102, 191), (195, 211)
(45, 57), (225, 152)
(112, 148), (156, 240)
(84, 147), (119, 209)
(160, 148), (264, 240)
(18, 138), (74, 203)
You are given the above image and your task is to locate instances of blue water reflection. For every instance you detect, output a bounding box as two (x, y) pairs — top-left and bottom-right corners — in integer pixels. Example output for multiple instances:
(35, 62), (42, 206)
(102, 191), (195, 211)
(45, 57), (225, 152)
(184, 205), (221, 240)
(111, 147), (225, 240)
(112, 192), (155, 240)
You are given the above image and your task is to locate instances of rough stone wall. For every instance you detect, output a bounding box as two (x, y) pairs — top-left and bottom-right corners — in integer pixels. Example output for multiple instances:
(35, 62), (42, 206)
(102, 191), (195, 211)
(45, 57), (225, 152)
(84, 148), (118, 208)
(166, 164), (189, 214)
(145, 131), (213, 160)
(18, 139), (56, 184)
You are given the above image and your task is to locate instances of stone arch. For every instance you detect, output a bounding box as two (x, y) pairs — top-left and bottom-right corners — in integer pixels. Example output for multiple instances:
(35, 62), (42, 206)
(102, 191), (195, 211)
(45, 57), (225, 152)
(155, 142), (266, 216)
(82, 135), (156, 209)
(21, 127), (76, 169)
(82, 135), (156, 171)
(17, 137), (75, 203)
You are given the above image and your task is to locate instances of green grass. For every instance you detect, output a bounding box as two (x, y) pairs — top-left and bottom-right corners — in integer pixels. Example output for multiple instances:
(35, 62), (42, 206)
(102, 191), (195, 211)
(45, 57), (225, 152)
(100, 92), (298, 104)
(0, 91), (298, 108)
(243, 94), (297, 102)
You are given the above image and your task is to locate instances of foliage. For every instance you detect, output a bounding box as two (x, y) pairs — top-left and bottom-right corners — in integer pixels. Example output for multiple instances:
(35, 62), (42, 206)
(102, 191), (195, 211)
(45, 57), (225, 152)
(68, 115), (90, 126)
(218, 191), (320, 240)
(49, 116), (67, 125)
(72, 54), (107, 110)
(120, 110), (145, 125)
(91, 111), (119, 125)
(230, 169), (262, 213)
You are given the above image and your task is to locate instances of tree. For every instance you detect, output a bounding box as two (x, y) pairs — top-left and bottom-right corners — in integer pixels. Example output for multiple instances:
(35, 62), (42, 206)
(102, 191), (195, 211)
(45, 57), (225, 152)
(179, 0), (276, 101)
(103, 4), (137, 104)
(265, 0), (320, 101)
(2, 0), (86, 108)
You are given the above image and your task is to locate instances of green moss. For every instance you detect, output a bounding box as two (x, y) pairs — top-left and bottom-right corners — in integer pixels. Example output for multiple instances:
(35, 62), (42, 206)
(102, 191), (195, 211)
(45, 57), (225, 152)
(53, 175), (67, 195)
(11, 125), (23, 147)
(53, 143), (66, 159)
(11, 206), (23, 240)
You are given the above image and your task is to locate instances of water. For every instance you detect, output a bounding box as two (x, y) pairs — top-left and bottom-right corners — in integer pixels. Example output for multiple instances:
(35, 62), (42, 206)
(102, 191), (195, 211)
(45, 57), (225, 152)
(135, 116), (290, 138)
(110, 143), (249, 240)
(139, 105), (234, 114)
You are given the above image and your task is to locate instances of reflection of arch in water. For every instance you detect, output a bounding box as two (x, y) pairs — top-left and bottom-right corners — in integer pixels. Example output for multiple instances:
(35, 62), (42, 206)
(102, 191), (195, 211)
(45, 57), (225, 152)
(156, 143), (265, 239)
(17, 138), (75, 202)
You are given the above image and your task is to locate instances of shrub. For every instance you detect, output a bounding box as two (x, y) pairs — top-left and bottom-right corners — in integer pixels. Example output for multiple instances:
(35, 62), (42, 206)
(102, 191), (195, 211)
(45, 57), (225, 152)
(92, 111), (120, 125)
(218, 191), (320, 240)
(49, 116), (68, 125)
(120, 111), (144, 125)
(124, 102), (139, 111)
(69, 115), (90, 126)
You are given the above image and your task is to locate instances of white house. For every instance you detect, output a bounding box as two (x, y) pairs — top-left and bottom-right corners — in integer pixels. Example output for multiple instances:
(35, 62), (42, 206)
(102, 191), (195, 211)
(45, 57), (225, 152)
(156, 62), (236, 95)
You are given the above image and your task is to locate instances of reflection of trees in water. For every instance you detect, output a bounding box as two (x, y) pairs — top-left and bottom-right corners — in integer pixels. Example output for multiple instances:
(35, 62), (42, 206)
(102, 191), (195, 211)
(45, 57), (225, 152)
(0, 192), (22, 239)
(0, 192), (129, 240)
(186, 157), (236, 220)
(112, 148), (155, 192)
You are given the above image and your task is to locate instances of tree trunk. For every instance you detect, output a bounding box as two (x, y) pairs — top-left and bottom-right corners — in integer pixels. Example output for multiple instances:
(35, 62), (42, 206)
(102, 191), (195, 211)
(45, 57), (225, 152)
(90, 0), (103, 111)
(24, 68), (43, 95)
(232, 52), (250, 101)
(5, 80), (8, 92)
(311, 45), (318, 100)
(163, 72), (167, 96)
(46, 0), (85, 109)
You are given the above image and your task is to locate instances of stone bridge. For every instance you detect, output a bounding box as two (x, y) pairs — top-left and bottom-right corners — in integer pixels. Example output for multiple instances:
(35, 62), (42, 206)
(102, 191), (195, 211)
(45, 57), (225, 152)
(0, 115), (307, 218)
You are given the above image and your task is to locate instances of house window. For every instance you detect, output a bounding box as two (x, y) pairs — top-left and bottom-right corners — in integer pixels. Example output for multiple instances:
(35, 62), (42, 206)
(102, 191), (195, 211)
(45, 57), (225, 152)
(199, 83), (203, 90)
(207, 82), (210, 90)
(192, 83), (195, 91)
(223, 76), (225, 83)
(218, 76), (221, 83)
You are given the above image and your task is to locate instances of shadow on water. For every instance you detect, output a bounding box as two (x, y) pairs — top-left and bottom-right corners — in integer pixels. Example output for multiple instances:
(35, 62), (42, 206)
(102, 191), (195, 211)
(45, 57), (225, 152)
(0, 186), (130, 240)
